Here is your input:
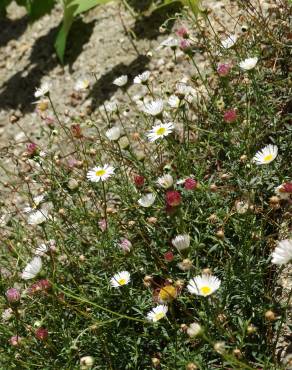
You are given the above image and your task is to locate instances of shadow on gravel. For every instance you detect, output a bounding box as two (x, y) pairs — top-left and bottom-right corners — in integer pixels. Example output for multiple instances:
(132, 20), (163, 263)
(131, 2), (181, 40)
(0, 15), (29, 47)
(89, 54), (150, 110)
(0, 19), (95, 113)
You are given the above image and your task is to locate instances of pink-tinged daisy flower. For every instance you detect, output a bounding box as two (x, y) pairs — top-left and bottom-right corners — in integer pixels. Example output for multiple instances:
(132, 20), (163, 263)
(87, 164), (115, 182)
(221, 35), (237, 49)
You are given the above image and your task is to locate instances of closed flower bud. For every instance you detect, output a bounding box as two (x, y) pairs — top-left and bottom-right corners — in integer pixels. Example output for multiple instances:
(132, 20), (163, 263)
(79, 254), (86, 262)
(143, 275), (153, 287)
(164, 251), (174, 262)
(166, 190), (182, 207)
(68, 178), (79, 190)
(210, 184), (218, 192)
(80, 356), (95, 369)
(35, 327), (48, 340)
(265, 310), (276, 321)
(180, 323), (188, 332)
(216, 229), (225, 239)
(134, 175), (145, 188)
(147, 217), (157, 224)
(184, 178), (197, 190)
(186, 363), (198, 370)
(247, 324), (257, 334)
(6, 288), (21, 303)
(208, 214), (218, 223)
(151, 357), (160, 367)
(240, 154), (248, 162)
(202, 268), (212, 275)
(223, 109), (237, 123)
(233, 348), (242, 358)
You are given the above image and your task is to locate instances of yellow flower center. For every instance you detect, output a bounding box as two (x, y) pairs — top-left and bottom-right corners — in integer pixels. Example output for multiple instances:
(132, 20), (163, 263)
(263, 154), (273, 162)
(96, 169), (106, 177)
(154, 312), (165, 321)
(156, 127), (166, 136)
(158, 285), (177, 302)
(118, 278), (126, 285)
(200, 286), (211, 295)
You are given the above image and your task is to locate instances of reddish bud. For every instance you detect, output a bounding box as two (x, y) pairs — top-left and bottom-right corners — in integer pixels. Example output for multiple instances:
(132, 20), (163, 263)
(180, 39), (192, 51)
(166, 190), (182, 207)
(164, 251), (174, 262)
(184, 178), (197, 190)
(28, 279), (51, 295)
(71, 124), (83, 138)
(134, 175), (145, 188)
(223, 109), (237, 123)
(35, 327), (48, 340)
(283, 183), (292, 193)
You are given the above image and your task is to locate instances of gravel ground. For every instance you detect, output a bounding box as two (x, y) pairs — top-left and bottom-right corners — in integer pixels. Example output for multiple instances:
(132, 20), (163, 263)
(0, 0), (290, 366)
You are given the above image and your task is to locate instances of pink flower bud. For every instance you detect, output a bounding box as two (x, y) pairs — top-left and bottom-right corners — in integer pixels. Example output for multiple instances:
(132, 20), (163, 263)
(223, 109), (237, 123)
(35, 327), (48, 340)
(28, 279), (51, 295)
(98, 219), (107, 232)
(184, 178), (197, 190)
(26, 142), (38, 156)
(9, 335), (22, 346)
(176, 27), (189, 39)
(180, 39), (192, 51)
(6, 288), (20, 303)
(217, 63), (232, 77)
(166, 191), (182, 207)
(119, 238), (132, 253)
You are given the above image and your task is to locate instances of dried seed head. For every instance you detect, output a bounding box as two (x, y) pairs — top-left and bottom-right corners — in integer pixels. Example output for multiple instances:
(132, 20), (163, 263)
(186, 363), (198, 370)
(202, 268), (212, 275)
(265, 310), (276, 321)
(210, 184), (218, 192)
(208, 214), (218, 223)
(143, 275), (153, 287)
(147, 217), (157, 224)
(247, 324), (257, 334)
(240, 154), (248, 162)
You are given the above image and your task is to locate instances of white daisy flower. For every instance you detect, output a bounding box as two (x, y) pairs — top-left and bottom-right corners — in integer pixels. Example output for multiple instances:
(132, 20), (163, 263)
(168, 94), (180, 108)
(156, 37), (179, 50)
(147, 121), (174, 142)
(172, 234), (190, 251)
(157, 174), (174, 189)
(252, 144), (278, 165)
(110, 271), (131, 287)
(23, 194), (45, 213)
(221, 35), (237, 49)
(138, 193), (156, 208)
(87, 164), (115, 182)
(21, 256), (42, 280)
(271, 239), (292, 265)
(113, 75), (128, 87)
(34, 82), (51, 98)
(239, 57), (258, 71)
(147, 305), (168, 322)
(74, 77), (90, 92)
(187, 274), (221, 297)
(143, 99), (164, 116)
(34, 243), (48, 256)
(134, 71), (150, 84)
(105, 126), (121, 141)
(27, 207), (50, 226)
(104, 101), (118, 113)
